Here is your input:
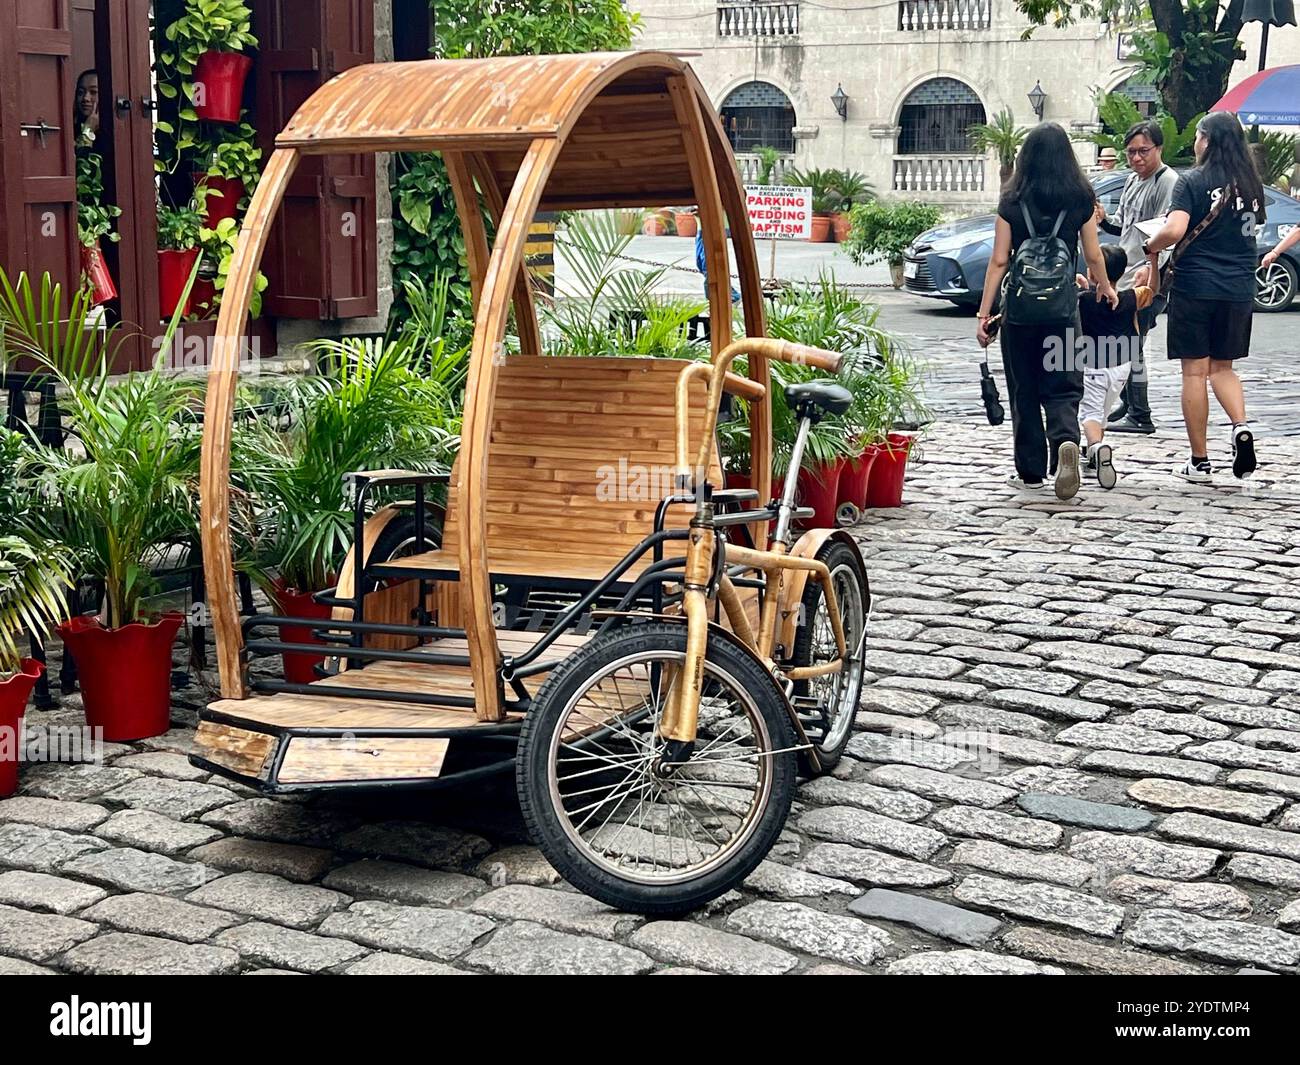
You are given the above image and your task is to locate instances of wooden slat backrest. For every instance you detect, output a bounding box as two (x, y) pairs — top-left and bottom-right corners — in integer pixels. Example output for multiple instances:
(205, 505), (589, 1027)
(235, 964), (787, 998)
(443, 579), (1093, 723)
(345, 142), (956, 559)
(440, 356), (720, 576)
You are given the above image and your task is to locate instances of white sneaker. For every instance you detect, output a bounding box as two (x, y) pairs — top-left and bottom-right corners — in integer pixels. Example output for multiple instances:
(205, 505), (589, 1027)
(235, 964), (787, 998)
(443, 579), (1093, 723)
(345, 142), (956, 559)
(1009, 475), (1047, 492)
(1175, 458), (1213, 483)
(1055, 441), (1081, 500)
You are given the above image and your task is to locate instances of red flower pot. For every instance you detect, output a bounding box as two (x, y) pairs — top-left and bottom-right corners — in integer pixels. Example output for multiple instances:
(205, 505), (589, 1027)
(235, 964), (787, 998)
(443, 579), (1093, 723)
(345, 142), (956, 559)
(838, 444), (882, 511)
(810, 214), (833, 243)
(272, 583), (333, 685)
(865, 433), (914, 509)
(193, 51), (253, 124)
(797, 457), (846, 528)
(80, 241), (117, 305)
(158, 247), (200, 319)
(725, 470), (784, 509)
(831, 212), (851, 243)
(0, 659), (44, 797)
(195, 174), (245, 227)
(674, 213), (698, 238)
(190, 276), (217, 318)
(58, 615), (182, 742)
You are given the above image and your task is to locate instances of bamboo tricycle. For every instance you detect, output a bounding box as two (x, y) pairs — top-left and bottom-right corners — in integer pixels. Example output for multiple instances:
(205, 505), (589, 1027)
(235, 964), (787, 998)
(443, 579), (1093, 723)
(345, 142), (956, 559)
(193, 52), (871, 913)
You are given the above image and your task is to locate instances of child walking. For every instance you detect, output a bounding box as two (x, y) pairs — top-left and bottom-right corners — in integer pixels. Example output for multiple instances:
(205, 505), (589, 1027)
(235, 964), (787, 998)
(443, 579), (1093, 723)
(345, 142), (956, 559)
(1076, 244), (1154, 489)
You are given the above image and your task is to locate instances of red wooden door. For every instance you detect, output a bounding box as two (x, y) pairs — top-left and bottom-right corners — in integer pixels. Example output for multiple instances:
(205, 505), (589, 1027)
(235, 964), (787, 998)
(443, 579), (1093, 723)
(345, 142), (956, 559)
(255, 0), (376, 320)
(0, 0), (79, 295)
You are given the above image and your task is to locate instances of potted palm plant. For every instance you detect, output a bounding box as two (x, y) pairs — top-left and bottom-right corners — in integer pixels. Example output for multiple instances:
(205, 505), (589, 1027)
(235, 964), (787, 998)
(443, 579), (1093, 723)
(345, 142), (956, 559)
(0, 430), (72, 796)
(162, 0), (257, 124)
(0, 269), (200, 741)
(785, 167), (840, 242)
(157, 195), (207, 318)
(234, 288), (462, 682)
(969, 109), (1027, 189)
(827, 170), (874, 242)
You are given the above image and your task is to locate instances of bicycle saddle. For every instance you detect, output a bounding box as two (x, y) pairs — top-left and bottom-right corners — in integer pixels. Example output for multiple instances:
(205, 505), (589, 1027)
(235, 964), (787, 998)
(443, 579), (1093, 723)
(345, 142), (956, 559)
(784, 380), (853, 421)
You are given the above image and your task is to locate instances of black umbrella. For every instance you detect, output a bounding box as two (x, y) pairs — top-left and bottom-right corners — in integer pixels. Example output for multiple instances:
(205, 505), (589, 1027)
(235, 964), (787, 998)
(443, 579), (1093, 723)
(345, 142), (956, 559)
(1244, 0), (1297, 73)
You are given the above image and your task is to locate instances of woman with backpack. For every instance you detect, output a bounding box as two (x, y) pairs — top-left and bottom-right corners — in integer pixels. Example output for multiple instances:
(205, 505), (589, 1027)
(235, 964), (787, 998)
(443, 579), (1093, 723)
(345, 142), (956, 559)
(976, 123), (1118, 500)
(1141, 111), (1262, 482)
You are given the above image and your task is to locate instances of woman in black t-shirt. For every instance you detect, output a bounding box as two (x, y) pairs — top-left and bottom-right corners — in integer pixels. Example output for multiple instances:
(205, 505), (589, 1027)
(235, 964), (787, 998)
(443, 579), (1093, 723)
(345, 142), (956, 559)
(976, 123), (1117, 501)
(1143, 111), (1262, 482)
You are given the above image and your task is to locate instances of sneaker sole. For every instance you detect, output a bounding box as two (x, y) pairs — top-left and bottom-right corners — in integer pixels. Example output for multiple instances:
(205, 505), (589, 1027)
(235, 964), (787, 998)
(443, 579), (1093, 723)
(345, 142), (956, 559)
(1233, 429), (1257, 479)
(1093, 444), (1117, 490)
(1055, 442), (1081, 500)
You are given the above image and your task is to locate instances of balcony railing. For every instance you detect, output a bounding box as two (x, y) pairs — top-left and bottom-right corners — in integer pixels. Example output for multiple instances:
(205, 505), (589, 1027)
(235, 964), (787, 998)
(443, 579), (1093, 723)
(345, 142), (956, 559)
(897, 0), (991, 30)
(717, 3), (800, 38)
(735, 152), (795, 185)
(893, 155), (986, 194)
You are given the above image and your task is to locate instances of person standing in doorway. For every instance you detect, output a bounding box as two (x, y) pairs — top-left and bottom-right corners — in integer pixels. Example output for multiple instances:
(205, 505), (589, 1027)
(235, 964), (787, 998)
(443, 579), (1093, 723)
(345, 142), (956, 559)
(1142, 111), (1263, 482)
(977, 123), (1118, 500)
(1100, 120), (1179, 435)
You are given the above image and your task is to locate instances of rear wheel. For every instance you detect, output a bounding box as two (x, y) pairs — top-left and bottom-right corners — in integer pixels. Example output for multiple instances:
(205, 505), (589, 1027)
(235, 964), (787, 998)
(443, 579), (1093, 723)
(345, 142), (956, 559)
(1255, 257), (1297, 312)
(790, 540), (868, 775)
(517, 621), (797, 915)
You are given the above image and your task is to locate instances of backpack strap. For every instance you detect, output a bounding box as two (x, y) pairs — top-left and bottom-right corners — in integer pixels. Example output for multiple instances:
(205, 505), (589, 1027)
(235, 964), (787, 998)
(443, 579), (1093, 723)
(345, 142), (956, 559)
(1019, 201), (1038, 238)
(1048, 210), (1067, 239)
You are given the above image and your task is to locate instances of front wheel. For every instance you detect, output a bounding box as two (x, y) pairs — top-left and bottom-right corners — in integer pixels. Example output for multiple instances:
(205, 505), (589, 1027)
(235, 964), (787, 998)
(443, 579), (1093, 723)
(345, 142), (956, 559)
(790, 540), (869, 775)
(1255, 256), (1297, 312)
(516, 621), (798, 915)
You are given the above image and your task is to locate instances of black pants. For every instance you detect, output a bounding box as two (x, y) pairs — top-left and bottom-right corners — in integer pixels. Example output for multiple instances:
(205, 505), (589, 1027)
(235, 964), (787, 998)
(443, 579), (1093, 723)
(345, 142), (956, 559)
(1117, 299), (1162, 421)
(1001, 318), (1083, 483)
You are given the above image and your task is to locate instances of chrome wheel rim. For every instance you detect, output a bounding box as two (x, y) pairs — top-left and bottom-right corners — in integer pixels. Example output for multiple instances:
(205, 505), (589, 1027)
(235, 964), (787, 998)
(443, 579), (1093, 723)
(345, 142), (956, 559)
(1255, 261), (1293, 309)
(546, 649), (775, 886)
(809, 561), (866, 751)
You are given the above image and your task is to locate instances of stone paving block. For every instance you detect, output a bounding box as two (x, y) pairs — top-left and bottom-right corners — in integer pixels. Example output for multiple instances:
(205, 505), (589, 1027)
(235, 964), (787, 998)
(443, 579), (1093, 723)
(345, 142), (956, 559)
(1126, 778), (1284, 824)
(469, 883), (643, 938)
(0, 822), (109, 873)
(1068, 831), (1221, 880)
(200, 798), (358, 848)
(215, 921), (368, 972)
(951, 840), (1094, 887)
(1016, 792), (1156, 831)
(98, 777), (240, 820)
(796, 776), (934, 821)
(112, 751), (210, 781)
(954, 874), (1124, 937)
(629, 920), (798, 975)
(319, 900), (494, 961)
(187, 872), (349, 929)
(1157, 811), (1300, 862)
(61, 846), (214, 894)
(1001, 927), (1203, 975)
(337, 821), (493, 870)
(845, 732), (975, 771)
(0, 870), (107, 915)
(0, 903), (97, 961)
(931, 703), (1053, 740)
(343, 952), (470, 975)
(466, 920), (653, 975)
(931, 805), (1062, 850)
(1105, 874), (1252, 919)
(980, 689), (1107, 722)
(61, 932), (240, 975)
(1057, 722), (1190, 756)
(0, 796), (109, 832)
(1226, 852), (1300, 891)
(323, 859), (483, 906)
(1200, 705), (1300, 732)
(21, 764), (141, 802)
(1112, 710), (1232, 741)
(856, 689), (942, 716)
(848, 888), (1001, 947)
(940, 729), (1078, 767)
(1079, 750), (1221, 784)
(94, 809), (223, 855)
(474, 846), (562, 888)
(1124, 909), (1300, 970)
(1278, 900), (1300, 931)
(725, 900), (891, 966)
(81, 892), (242, 943)
(742, 859), (858, 900)
(798, 806), (946, 860)
(990, 765), (1098, 797)
(796, 843), (952, 887)
(866, 764), (1013, 809)
(188, 837), (335, 883)
(853, 711), (942, 738)
(887, 949), (1062, 975)
(0, 957), (56, 974)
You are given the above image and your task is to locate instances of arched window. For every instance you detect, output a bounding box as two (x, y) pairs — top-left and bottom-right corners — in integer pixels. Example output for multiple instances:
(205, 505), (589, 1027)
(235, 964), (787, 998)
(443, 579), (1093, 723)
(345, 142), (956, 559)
(1114, 75), (1158, 119)
(720, 81), (796, 153)
(897, 77), (986, 154)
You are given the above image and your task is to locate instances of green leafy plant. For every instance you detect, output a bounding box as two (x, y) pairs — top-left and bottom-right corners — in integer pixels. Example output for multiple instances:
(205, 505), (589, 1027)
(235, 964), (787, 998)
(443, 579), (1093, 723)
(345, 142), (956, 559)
(1088, 90), (1200, 167)
(160, 0), (257, 76)
(196, 122), (262, 199)
(199, 216), (267, 317)
(752, 145), (783, 184)
(76, 153), (122, 248)
(843, 201), (942, 267)
(0, 431), (73, 674)
(1249, 130), (1298, 189)
(969, 109), (1027, 185)
(157, 197), (207, 251)
(233, 339), (461, 595)
(783, 167), (843, 215)
(824, 170), (875, 213)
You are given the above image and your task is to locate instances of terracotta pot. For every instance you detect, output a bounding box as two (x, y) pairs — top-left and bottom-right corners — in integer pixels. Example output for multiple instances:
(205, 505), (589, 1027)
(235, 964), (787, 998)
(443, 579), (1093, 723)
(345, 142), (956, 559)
(865, 432), (914, 509)
(810, 213), (833, 243)
(193, 50), (253, 124)
(58, 615), (182, 741)
(80, 241), (117, 305)
(158, 247), (200, 318)
(797, 457), (846, 528)
(890, 260), (906, 289)
(195, 173), (245, 226)
(674, 213), (698, 238)
(271, 582), (333, 685)
(837, 444), (882, 511)
(831, 212), (851, 243)
(0, 659), (44, 797)
(642, 217), (668, 236)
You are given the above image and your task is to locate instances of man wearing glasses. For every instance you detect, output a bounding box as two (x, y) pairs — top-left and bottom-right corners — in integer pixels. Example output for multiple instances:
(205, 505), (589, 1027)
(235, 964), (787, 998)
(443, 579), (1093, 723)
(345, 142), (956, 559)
(1097, 120), (1179, 434)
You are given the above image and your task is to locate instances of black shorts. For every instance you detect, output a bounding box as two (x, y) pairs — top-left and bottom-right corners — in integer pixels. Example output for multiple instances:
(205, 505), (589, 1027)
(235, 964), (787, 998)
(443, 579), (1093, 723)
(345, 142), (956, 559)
(1166, 293), (1253, 361)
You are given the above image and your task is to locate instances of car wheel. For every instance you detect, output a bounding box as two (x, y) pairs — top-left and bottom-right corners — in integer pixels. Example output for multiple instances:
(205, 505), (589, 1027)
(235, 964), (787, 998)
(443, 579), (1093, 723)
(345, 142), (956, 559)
(1255, 257), (1298, 312)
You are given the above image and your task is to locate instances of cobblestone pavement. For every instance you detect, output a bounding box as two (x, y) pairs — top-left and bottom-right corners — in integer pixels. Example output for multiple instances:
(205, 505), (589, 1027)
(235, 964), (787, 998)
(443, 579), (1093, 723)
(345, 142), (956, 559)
(3, 424), (1300, 975)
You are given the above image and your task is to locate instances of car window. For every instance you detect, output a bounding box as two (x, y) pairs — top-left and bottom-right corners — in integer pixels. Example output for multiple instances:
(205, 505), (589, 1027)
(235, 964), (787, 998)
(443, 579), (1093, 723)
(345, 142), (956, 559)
(1091, 174), (1125, 215)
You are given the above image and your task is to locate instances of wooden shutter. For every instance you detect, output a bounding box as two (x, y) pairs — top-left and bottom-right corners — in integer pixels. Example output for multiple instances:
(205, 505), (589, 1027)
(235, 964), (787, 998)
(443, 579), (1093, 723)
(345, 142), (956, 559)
(255, 0), (376, 319)
(0, 0), (78, 295)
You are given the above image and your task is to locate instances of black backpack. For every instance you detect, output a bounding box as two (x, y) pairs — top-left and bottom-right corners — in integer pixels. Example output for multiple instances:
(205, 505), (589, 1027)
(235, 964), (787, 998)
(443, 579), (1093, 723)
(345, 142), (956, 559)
(1003, 202), (1076, 325)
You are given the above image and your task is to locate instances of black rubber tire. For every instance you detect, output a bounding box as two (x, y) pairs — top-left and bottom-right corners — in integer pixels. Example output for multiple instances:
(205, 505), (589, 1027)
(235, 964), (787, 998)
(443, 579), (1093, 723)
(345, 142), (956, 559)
(358, 504), (443, 596)
(516, 620), (797, 915)
(790, 539), (869, 775)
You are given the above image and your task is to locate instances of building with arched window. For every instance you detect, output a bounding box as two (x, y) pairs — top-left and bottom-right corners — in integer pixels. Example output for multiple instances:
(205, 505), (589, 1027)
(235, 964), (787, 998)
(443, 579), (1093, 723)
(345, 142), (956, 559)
(720, 81), (797, 153)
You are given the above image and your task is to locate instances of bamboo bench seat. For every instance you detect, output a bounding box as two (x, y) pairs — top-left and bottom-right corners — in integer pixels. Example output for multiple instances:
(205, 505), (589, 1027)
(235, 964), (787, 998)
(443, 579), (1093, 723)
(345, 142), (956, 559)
(383, 355), (722, 586)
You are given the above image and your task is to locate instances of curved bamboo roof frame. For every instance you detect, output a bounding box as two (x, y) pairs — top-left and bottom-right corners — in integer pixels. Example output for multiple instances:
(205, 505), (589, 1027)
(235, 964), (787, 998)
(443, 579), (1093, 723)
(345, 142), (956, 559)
(201, 51), (773, 723)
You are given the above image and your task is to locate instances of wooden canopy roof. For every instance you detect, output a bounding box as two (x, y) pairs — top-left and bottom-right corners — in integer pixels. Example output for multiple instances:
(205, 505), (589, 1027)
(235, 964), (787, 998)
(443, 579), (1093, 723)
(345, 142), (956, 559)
(277, 51), (709, 209)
